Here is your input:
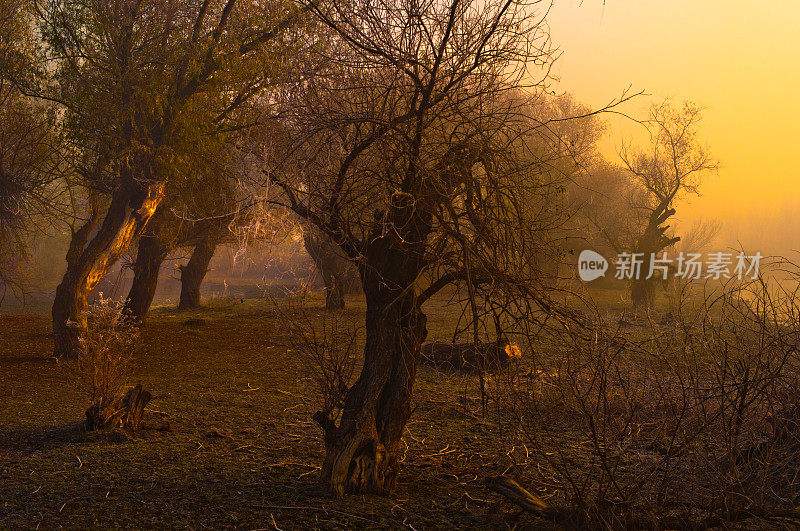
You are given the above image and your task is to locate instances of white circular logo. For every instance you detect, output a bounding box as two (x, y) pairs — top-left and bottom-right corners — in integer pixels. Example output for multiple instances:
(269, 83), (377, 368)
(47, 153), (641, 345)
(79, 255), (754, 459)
(578, 250), (608, 282)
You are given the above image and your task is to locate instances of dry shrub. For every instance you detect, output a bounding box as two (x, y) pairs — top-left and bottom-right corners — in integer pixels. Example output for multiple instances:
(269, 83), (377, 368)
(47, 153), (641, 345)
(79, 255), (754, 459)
(496, 264), (800, 527)
(75, 294), (140, 409)
(282, 307), (359, 427)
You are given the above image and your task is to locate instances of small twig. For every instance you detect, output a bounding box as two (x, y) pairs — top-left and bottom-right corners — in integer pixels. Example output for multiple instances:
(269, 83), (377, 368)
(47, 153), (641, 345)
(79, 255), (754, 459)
(419, 445), (457, 459)
(58, 497), (81, 513)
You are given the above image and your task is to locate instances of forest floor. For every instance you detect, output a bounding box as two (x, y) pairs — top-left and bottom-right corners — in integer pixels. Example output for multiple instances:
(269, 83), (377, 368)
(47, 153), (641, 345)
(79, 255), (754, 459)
(0, 295), (572, 530)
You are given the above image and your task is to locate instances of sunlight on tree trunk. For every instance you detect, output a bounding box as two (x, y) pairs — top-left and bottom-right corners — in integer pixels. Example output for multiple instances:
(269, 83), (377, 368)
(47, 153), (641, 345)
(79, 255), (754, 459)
(52, 184), (164, 357)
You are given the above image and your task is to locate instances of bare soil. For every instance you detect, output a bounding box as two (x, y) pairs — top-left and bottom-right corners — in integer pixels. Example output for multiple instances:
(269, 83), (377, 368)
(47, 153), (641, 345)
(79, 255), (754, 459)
(0, 300), (557, 529)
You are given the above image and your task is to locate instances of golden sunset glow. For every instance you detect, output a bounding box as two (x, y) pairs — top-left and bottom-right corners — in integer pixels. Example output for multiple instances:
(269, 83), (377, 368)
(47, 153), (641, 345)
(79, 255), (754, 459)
(547, 0), (800, 254)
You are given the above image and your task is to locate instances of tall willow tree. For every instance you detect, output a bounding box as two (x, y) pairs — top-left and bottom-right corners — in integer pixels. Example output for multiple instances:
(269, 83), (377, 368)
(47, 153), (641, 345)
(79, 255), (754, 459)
(619, 100), (718, 311)
(37, 0), (305, 356)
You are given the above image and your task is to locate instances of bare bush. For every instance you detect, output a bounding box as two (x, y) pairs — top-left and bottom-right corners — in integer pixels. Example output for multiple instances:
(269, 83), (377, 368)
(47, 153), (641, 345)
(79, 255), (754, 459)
(495, 263), (800, 527)
(73, 295), (146, 430)
(282, 307), (359, 433)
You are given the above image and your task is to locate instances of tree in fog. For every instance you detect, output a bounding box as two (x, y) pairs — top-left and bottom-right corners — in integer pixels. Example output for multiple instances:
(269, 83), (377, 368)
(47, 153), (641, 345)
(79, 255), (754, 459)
(123, 207), (235, 320)
(0, 0), (62, 298)
(303, 225), (360, 310)
(572, 161), (650, 263)
(35, 0), (304, 356)
(123, 145), (240, 321)
(256, 0), (608, 494)
(619, 100), (718, 311)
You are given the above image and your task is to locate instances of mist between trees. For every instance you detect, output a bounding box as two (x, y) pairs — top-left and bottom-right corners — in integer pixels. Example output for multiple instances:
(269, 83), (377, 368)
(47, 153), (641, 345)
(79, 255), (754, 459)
(2, 0), (800, 527)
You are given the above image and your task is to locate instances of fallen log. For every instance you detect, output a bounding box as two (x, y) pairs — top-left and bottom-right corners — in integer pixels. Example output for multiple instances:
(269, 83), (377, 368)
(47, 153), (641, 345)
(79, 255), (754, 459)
(420, 340), (522, 372)
(484, 475), (579, 526)
(485, 475), (549, 513)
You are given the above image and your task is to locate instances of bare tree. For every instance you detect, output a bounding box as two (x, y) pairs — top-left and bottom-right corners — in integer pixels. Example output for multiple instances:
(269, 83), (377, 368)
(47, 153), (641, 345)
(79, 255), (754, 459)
(254, 0), (626, 494)
(619, 99), (718, 311)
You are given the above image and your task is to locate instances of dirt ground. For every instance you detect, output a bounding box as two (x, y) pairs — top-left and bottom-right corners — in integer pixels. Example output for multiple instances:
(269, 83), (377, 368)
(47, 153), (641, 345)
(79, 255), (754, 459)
(0, 299), (557, 529)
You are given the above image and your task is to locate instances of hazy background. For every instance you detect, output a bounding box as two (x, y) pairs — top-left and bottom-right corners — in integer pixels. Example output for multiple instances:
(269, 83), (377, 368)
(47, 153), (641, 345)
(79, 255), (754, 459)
(547, 0), (800, 257)
(5, 1), (799, 312)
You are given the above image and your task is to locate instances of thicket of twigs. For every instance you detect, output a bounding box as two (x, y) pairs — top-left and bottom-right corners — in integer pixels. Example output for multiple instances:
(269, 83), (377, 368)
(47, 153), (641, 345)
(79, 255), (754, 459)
(491, 264), (800, 527)
(277, 260), (800, 526)
(279, 302), (360, 430)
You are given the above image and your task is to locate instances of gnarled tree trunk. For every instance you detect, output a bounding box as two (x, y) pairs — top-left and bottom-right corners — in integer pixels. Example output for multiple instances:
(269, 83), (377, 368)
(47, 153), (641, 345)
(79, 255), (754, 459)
(52, 183), (165, 358)
(316, 277), (427, 495)
(314, 194), (431, 495)
(123, 235), (167, 323)
(178, 236), (216, 310)
(630, 201), (680, 314)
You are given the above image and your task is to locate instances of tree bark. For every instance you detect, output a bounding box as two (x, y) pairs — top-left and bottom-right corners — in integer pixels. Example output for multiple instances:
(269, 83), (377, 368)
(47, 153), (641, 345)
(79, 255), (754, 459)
(178, 237), (216, 310)
(123, 236), (167, 323)
(316, 277), (427, 495)
(52, 183), (165, 358)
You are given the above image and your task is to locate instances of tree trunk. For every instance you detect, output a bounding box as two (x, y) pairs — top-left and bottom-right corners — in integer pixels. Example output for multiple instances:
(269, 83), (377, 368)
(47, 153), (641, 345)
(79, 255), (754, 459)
(304, 227), (353, 310)
(123, 236), (167, 323)
(631, 277), (655, 313)
(325, 274), (345, 310)
(178, 237), (216, 310)
(315, 276), (427, 495)
(314, 192), (431, 495)
(630, 200), (679, 315)
(52, 183), (165, 358)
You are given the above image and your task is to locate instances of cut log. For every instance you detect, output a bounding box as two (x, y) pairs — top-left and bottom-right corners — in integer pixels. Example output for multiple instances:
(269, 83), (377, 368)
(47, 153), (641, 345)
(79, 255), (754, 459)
(85, 384), (152, 431)
(420, 340), (522, 372)
(484, 476), (602, 527)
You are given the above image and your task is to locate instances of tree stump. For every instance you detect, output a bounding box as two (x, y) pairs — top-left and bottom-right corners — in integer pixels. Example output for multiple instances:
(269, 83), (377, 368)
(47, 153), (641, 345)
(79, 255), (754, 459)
(86, 384), (152, 431)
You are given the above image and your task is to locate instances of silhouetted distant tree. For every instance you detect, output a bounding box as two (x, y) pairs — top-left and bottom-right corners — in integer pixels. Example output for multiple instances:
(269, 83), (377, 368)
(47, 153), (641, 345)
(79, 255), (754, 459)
(303, 225), (360, 310)
(619, 100), (718, 311)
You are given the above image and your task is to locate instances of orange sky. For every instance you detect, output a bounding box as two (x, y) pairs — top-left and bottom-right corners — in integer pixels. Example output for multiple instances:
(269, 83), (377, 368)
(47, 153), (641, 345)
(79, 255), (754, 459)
(545, 0), (800, 254)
